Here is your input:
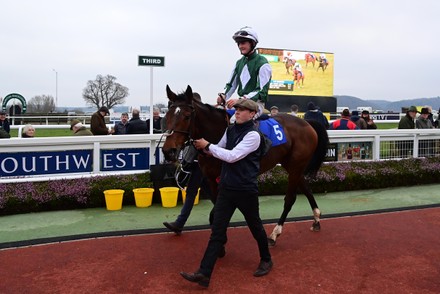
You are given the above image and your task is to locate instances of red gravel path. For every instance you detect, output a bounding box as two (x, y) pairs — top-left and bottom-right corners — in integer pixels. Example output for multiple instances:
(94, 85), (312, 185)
(1, 208), (439, 293)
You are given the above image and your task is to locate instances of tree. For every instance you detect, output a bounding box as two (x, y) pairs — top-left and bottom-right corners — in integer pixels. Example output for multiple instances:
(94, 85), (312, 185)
(82, 74), (129, 109)
(27, 95), (56, 113)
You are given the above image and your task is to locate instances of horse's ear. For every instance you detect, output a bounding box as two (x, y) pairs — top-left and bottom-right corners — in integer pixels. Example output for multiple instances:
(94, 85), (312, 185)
(185, 85), (193, 104)
(166, 85), (177, 102)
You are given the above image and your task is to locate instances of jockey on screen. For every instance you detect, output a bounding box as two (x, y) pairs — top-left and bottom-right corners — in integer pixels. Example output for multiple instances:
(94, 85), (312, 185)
(294, 62), (303, 77)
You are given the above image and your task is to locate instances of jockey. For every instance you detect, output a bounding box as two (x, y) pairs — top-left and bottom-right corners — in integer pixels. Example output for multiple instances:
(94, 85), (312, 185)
(286, 52), (295, 63)
(320, 53), (327, 63)
(219, 26), (272, 120)
(294, 62), (303, 77)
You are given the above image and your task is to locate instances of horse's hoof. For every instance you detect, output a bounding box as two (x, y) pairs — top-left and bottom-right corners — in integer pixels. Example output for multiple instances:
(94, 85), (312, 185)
(310, 222), (321, 232)
(267, 238), (276, 247)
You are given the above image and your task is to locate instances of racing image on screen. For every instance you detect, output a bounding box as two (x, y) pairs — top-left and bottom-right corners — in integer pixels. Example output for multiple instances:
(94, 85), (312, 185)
(258, 48), (334, 97)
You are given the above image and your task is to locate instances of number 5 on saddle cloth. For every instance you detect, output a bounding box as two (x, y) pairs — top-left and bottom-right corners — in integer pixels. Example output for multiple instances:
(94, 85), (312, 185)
(175, 140), (200, 189)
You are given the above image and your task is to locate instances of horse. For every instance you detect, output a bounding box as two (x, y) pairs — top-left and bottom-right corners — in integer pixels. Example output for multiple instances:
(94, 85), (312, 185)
(284, 57), (295, 74)
(317, 57), (329, 72)
(162, 85), (329, 246)
(305, 53), (316, 68)
(293, 69), (305, 89)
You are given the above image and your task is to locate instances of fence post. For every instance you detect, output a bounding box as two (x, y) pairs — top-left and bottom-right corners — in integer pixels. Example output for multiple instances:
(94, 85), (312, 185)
(373, 135), (381, 160)
(93, 142), (100, 173)
(412, 134), (418, 158)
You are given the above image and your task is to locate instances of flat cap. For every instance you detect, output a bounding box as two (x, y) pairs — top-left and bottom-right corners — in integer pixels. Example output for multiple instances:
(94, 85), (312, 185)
(233, 99), (259, 112)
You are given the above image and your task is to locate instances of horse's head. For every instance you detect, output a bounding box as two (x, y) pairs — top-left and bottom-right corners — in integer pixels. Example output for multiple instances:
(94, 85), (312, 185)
(162, 85), (195, 162)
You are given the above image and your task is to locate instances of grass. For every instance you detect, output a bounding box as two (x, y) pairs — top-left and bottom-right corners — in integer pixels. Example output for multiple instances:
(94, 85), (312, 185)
(376, 123), (397, 129)
(10, 128), (72, 138)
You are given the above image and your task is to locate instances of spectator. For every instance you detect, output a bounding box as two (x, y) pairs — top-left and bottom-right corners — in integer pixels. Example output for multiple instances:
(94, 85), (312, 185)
(161, 101), (173, 133)
(425, 105), (435, 126)
(398, 106), (417, 129)
(22, 124), (35, 138)
(146, 107), (163, 134)
(0, 110), (10, 134)
(270, 106), (279, 116)
(114, 112), (129, 135)
(398, 106), (417, 157)
(304, 102), (329, 129)
(435, 108), (440, 128)
(416, 108), (434, 157)
(70, 119), (93, 136)
(91, 106), (111, 135)
(361, 110), (377, 129)
(290, 104), (298, 116)
(126, 109), (148, 134)
(416, 108), (434, 129)
(350, 110), (367, 129)
(329, 109), (359, 130)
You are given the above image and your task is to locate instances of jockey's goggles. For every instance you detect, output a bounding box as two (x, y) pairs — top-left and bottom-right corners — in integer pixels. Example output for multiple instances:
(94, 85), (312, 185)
(234, 30), (250, 37)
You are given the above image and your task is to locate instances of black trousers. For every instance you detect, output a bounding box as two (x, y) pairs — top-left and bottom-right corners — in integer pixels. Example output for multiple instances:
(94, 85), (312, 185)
(198, 188), (271, 277)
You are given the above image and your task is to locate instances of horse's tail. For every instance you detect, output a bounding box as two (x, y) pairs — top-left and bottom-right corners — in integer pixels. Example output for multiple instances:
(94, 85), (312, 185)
(304, 119), (329, 178)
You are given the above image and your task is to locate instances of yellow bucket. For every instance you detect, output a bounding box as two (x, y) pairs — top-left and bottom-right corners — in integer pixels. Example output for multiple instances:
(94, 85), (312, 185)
(159, 187), (179, 208)
(133, 188), (154, 208)
(103, 189), (124, 211)
(181, 188), (200, 205)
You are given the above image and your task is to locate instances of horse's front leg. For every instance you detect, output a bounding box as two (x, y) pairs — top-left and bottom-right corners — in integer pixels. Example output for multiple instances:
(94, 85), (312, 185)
(268, 191), (297, 247)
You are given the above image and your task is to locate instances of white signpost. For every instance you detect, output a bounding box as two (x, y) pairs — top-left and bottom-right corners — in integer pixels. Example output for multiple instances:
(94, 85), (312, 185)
(138, 55), (165, 134)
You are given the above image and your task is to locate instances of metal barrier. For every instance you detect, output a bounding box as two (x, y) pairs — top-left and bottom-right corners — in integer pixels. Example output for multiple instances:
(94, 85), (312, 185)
(1, 128), (440, 183)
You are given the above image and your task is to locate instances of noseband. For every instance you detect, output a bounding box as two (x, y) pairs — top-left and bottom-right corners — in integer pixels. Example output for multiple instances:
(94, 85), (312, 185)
(163, 104), (194, 139)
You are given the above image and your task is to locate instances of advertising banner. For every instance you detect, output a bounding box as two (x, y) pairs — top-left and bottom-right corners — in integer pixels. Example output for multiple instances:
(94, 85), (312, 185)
(0, 148), (150, 177)
(337, 142), (373, 161)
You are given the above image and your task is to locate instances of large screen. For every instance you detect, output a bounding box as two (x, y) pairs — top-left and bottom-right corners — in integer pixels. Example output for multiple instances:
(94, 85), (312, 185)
(258, 48), (334, 97)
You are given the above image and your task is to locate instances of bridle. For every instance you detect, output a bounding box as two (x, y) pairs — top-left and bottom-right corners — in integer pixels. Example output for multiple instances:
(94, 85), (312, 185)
(162, 103), (194, 138)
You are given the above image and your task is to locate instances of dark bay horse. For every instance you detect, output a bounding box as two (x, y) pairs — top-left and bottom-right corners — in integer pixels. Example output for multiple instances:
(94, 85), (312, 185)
(162, 85), (328, 246)
(305, 53), (316, 67)
(317, 57), (329, 72)
(293, 69), (305, 89)
(284, 57), (295, 74)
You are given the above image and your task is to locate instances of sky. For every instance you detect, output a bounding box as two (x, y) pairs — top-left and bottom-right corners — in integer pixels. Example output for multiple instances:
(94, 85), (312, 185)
(1, 0), (439, 108)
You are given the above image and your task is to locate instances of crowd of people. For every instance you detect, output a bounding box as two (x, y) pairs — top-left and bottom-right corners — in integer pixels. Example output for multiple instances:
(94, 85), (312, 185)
(0, 106), (165, 139)
(265, 103), (440, 132)
(1, 102), (439, 140)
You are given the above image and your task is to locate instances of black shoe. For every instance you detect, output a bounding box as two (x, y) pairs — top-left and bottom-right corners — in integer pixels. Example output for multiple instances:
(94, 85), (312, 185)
(253, 260), (273, 277)
(163, 222), (182, 235)
(218, 246), (226, 258)
(180, 271), (210, 287)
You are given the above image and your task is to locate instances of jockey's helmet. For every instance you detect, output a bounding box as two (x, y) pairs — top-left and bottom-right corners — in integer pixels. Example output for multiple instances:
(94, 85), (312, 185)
(232, 27), (259, 45)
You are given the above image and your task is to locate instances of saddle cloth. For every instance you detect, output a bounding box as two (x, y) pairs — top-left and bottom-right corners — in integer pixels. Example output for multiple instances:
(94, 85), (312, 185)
(257, 118), (287, 147)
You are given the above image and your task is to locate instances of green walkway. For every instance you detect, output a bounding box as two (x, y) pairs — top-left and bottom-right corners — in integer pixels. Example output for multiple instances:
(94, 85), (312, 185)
(1, 184), (439, 248)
